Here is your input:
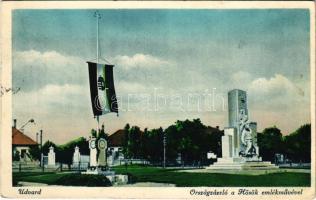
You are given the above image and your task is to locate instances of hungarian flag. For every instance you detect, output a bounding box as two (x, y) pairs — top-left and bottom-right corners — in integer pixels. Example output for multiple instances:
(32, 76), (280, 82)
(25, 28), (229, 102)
(87, 62), (118, 116)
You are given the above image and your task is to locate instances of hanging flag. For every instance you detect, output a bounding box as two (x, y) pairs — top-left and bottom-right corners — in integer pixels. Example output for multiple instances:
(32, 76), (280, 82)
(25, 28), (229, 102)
(88, 62), (118, 116)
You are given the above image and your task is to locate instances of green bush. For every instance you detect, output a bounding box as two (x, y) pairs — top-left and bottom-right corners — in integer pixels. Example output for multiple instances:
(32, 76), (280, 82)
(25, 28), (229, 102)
(125, 173), (137, 184)
(12, 177), (18, 186)
(55, 173), (112, 187)
(13, 151), (20, 161)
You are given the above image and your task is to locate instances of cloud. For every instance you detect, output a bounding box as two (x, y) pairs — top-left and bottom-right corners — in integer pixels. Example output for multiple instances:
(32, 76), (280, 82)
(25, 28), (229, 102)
(13, 50), (88, 92)
(232, 71), (252, 83)
(247, 74), (309, 113)
(249, 74), (302, 97)
(14, 83), (90, 114)
(12, 83), (97, 144)
(116, 81), (147, 94)
(14, 50), (82, 66)
(113, 54), (171, 70)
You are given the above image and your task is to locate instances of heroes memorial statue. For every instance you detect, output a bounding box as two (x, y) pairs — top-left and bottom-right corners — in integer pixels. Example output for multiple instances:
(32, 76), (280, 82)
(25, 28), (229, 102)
(207, 89), (278, 170)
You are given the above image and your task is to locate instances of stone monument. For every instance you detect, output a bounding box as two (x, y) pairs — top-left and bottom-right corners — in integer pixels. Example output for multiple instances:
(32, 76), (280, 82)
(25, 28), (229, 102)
(82, 136), (128, 185)
(207, 89), (278, 170)
(47, 146), (55, 167)
(84, 137), (111, 173)
(89, 137), (97, 168)
(97, 138), (107, 169)
(73, 146), (81, 167)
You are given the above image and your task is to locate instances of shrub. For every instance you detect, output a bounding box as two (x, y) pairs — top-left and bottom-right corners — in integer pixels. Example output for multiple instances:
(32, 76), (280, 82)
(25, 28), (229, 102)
(126, 173), (137, 184)
(56, 173), (112, 187)
(12, 178), (18, 186)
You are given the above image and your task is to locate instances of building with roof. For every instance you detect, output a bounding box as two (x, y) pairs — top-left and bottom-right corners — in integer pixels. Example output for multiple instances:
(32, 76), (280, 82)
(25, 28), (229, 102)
(12, 127), (38, 162)
(107, 129), (125, 164)
(108, 129), (125, 147)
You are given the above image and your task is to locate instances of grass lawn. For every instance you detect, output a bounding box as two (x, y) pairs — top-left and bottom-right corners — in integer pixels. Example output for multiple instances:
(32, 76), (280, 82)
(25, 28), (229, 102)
(13, 165), (311, 187)
(113, 165), (311, 187)
(13, 172), (70, 186)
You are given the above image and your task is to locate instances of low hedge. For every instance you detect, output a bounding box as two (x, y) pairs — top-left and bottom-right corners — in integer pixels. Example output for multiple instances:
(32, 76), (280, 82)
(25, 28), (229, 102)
(55, 173), (112, 187)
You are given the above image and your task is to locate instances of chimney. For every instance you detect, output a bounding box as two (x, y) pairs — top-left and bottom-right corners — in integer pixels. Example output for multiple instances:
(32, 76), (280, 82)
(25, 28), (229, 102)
(13, 119), (17, 128)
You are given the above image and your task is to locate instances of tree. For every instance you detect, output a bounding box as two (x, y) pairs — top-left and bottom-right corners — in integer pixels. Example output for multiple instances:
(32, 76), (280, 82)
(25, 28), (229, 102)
(164, 125), (180, 162)
(124, 126), (143, 159)
(257, 126), (283, 162)
(42, 140), (58, 155)
(122, 123), (130, 159)
(143, 127), (164, 163)
(163, 118), (223, 165)
(98, 124), (108, 140)
(90, 129), (97, 138)
(283, 124), (311, 163)
(13, 150), (20, 161)
(28, 145), (41, 161)
(58, 137), (89, 167)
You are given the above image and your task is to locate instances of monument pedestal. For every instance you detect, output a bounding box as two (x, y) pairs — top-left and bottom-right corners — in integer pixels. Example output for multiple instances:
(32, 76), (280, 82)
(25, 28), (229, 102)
(82, 167), (128, 185)
(207, 157), (278, 170)
(82, 167), (115, 176)
(83, 138), (128, 185)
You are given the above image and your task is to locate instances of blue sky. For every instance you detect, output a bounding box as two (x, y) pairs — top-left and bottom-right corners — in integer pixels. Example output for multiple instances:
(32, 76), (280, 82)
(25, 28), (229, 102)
(12, 9), (310, 143)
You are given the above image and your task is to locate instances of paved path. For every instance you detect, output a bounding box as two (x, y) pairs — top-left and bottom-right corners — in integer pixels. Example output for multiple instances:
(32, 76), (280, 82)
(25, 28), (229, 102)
(177, 168), (310, 175)
(116, 182), (175, 187)
(18, 181), (48, 186)
(18, 181), (175, 187)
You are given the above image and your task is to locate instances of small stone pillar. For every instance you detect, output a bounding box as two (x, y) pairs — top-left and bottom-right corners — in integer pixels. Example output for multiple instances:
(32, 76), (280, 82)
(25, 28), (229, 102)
(48, 146), (55, 166)
(97, 138), (107, 168)
(89, 138), (97, 167)
(73, 146), (81, 166)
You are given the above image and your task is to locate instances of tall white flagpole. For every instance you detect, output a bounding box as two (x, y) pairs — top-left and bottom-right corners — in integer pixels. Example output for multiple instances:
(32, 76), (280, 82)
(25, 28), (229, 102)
(95, 11), (101, 63)
(94, 11), (101, 135)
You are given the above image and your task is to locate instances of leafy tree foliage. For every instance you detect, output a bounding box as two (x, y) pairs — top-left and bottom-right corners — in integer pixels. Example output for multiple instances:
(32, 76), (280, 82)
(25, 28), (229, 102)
(39, 121), (310, 166)
(123, 118), (223, 165)
(257, 124), (311, 163)
(28, 145), (41, 160)
(13, 150), (20, 161)
(42, 140), (58, 155)
(257, 126), (283, 161)
(122, 123), (130, 158)
(143, 127), (164, 163)
(58, 137), (89, 165)
(283, 124), (311, 163)
(41, 138), (89, 167)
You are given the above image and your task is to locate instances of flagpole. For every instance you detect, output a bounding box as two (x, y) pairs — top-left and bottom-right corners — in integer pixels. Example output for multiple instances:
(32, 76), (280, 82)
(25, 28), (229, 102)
(96, 115), (100, 136)
(94, 11), (101, 63)
(94, 11), (101, 136)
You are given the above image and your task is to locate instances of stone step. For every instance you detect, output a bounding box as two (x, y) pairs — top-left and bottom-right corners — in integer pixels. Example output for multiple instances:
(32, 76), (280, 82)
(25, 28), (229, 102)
(207, 161), (279, 170)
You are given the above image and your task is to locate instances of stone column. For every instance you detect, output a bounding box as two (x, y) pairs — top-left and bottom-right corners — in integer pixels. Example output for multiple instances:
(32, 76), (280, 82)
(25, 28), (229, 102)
(89, 138), (97, 168)
(48, 146), (55, 167)
(73, 146), (81, 167)
(97, 138), (107, 168)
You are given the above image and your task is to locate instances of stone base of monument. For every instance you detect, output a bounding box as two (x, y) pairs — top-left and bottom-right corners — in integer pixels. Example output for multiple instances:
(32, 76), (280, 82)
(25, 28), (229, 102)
(82, 167), (128, 185)
(207, 157), (279, 170)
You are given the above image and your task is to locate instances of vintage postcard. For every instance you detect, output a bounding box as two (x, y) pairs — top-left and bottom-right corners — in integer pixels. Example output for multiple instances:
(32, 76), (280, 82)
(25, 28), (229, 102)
(1, 1), (315, 199)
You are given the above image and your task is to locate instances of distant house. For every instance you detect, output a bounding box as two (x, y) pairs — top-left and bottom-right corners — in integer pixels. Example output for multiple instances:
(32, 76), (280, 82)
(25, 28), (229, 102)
(107, 129), (125, 163)
(12, 127), (38, 162)
(108, 129), (125, 148)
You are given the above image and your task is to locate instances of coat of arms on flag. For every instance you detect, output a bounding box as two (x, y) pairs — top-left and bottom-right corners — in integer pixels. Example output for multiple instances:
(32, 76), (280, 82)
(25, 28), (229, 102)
(87, 62), (118, 117)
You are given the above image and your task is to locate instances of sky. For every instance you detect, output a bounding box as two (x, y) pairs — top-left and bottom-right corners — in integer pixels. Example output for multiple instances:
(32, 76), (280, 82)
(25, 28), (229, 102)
(12, 9), (311, 144)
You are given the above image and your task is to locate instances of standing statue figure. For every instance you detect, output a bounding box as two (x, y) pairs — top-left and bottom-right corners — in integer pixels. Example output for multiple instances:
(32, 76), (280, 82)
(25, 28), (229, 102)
(239, 109), (256, 156)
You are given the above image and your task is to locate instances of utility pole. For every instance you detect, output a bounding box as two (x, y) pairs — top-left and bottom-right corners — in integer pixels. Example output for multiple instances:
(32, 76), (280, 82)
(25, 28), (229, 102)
(40, 130), (44, 172)
(163, 133), (166, 168)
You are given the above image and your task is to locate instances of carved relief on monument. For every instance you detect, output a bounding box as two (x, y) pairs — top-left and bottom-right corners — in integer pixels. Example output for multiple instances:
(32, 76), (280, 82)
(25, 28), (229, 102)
(238, 109), (257, 157)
